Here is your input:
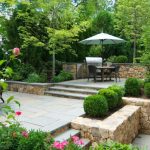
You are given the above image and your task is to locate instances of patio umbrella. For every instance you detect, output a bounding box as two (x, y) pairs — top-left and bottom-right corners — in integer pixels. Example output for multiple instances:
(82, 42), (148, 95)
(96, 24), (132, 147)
(79, 32), (125, 51)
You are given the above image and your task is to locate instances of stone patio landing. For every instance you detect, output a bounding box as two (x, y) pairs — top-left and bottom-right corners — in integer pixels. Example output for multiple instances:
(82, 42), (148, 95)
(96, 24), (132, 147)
(2, 91), (84, 132)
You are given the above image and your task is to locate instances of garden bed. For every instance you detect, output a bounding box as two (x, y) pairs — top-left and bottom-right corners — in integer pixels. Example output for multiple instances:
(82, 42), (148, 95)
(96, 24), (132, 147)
(71, 96), (150, 144)
(71, 105), (140, 144)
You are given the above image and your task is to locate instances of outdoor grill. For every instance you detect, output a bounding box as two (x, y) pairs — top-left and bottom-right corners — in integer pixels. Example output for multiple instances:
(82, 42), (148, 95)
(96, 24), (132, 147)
(85, 57), (103, 67)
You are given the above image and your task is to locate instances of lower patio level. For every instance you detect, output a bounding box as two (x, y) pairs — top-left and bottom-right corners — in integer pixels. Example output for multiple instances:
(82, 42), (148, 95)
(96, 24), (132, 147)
(2, 91), (84, 132)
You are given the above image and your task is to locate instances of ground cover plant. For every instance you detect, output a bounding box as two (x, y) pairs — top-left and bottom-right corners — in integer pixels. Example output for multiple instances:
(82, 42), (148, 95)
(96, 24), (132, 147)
(91, 140), (140, 150)
(51, 71), (73, 83)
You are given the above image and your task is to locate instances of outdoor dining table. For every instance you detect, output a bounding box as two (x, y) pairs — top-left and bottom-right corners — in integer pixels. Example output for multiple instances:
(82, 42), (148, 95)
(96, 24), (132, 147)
(96, 66), (115, 82)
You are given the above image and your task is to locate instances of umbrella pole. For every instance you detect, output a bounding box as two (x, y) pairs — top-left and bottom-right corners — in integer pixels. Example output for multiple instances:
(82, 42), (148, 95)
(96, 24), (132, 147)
(102, 40), (103, 52)
(101, 39), (104, 53)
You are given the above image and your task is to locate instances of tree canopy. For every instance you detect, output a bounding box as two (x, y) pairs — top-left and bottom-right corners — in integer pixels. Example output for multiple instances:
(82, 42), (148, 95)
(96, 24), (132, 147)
(0, 0), (150, 79)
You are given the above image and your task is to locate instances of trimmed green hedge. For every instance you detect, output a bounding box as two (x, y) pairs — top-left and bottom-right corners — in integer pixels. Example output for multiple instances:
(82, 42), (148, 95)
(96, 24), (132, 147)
(108, 85), (124, 106)
(98, 89), (118, 110)
(144, 82), (150, 98)
(125, 78), (141, 97)
(84, 94), (108, 117)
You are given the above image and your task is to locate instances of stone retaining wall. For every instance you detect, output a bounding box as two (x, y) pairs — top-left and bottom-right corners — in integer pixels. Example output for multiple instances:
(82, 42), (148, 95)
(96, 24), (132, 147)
(7, 81), (49, 95)
(71, 105), (140, 144)
(63, 63), (147, 79)
(123, 97), (150, 134)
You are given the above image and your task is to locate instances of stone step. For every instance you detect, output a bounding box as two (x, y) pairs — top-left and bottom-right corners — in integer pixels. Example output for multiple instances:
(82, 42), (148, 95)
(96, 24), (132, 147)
(54, 129), (80, 142)
(49, 86), (98, 95)
(51, 123), (70, 137)
(54, 129), (91, 148)
(45, 91), (89, 100)
(50, 83), (101, 90)
(81, 138), (91, 149)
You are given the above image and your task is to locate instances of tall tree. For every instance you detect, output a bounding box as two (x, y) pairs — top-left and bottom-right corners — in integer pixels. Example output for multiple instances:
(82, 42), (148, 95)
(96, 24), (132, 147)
(114, 0), (150, 62)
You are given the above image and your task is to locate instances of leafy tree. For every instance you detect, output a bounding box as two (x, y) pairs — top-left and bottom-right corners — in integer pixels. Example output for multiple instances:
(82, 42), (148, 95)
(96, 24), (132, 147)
(47, 21), (89, 76)
(114, 0), (150, 62)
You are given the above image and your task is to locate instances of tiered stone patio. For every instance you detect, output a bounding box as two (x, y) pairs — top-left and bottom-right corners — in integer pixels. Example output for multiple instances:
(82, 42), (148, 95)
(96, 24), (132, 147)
(1, 79), (150, 149)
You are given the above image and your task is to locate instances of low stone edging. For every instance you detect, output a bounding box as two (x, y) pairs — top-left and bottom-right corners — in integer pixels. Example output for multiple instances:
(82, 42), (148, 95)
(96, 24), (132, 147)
(123, 97), (150, 134)
(71, 105), (140, 144)
(6, 81), (51, 95)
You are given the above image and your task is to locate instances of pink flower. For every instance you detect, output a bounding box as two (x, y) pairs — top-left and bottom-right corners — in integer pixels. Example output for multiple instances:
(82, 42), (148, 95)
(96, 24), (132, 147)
(71, 135), (79, 142)
(61, 140), (68, 147)
(74, 139), (84, 145)
(21, 131), (28, 138)
(53, 141), (65, 150)
(15, 111), (22, 116)
(13, 47), (20, 56)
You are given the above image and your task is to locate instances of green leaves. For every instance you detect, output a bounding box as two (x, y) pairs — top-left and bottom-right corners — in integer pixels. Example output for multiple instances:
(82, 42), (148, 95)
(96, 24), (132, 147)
(0, 60), (6, 65)
(7, 96), (14, 104)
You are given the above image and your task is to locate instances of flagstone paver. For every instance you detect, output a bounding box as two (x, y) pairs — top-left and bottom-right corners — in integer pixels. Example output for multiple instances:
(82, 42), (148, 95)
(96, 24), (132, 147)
(133, 134), (150, 150)
(2, 91), (84, 131)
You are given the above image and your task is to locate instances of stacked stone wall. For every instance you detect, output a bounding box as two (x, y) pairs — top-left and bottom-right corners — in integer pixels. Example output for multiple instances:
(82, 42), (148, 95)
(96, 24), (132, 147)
(63, 63), (147, 79)
(7, 81), (49, 95)
(71, 105), (140, 144)
(123, 97), (150, 134)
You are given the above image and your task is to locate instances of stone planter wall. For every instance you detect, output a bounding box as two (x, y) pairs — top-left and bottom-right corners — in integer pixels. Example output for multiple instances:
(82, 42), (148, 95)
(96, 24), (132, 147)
(63, 63), (147, 79)
(123, 97), (150, 134)
(71, 105), (140, 144)
(7, 81), (50, 95)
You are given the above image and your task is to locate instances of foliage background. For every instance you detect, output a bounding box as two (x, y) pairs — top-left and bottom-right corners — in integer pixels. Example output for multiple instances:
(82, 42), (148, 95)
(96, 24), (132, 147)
(0, 0), (150, 81)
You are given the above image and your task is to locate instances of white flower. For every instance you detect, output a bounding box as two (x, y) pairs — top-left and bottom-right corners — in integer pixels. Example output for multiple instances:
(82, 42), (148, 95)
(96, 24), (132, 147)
(0, 79), (5, 82)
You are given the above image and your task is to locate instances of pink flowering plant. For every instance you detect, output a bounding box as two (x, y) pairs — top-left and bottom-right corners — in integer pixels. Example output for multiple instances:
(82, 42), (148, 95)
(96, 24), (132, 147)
(0, 47), (21, 126)
(52, 136), (84, 150)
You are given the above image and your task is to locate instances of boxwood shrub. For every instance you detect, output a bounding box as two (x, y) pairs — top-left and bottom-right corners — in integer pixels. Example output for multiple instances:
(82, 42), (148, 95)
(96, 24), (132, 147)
(108, 85), (124, 106)
(98, 89), (118, 110)
(84, 94), (108, 117)
(125, 78), (141, 97)
(144, 82), (150, 98)
(115, 55), (128, 63)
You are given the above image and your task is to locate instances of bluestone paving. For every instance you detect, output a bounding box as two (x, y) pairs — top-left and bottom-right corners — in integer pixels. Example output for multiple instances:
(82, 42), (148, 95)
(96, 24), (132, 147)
(133, 134), (150, 150)
(60, 78), (125, 88)
(2, 91), (84, 131)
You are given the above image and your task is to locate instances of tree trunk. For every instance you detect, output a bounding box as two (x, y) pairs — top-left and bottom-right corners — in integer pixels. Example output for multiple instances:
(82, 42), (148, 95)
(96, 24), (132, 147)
(133, 35), (136, 63)
(52, 50), (55, 77)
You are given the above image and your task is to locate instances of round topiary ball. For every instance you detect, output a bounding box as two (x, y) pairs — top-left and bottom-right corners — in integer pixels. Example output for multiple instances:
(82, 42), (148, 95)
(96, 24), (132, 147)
(108, 85), (124, 106)
(144, 82), (150, 98)
(125, 78), (141, 97)
(98, 89), (118, 110)
(84, 94), (108, 117)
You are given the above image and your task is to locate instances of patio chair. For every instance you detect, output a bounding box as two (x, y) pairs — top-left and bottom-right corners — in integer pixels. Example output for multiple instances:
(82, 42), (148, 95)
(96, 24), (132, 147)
(111, 65), (120, 82)
(87, 65), (102, 82)
(0, 86), (4, 103)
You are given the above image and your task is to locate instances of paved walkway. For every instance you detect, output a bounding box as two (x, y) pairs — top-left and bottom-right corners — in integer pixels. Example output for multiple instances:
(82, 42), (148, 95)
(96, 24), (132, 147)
(133, 134), (150, 150)
(2, 92), (84, 132)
